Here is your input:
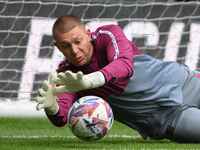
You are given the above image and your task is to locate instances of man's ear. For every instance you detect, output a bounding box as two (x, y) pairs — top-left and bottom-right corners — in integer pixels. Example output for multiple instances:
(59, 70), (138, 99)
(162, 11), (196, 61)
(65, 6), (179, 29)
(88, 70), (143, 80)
(54, 42), (57, 47)
(86, 29), (91, 35)
(86, 29), (91, 41)
(54, 42), (62, 52)
(54, 42), (59, 49)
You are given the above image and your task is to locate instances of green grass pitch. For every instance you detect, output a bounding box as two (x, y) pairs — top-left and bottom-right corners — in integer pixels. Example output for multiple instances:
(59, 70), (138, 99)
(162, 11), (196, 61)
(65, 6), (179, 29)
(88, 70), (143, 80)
(0, 118), (200, 150)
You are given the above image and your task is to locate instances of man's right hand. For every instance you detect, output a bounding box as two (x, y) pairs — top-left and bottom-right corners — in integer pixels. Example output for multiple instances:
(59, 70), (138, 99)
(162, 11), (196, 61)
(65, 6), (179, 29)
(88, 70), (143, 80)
(36, 71), (59, 115)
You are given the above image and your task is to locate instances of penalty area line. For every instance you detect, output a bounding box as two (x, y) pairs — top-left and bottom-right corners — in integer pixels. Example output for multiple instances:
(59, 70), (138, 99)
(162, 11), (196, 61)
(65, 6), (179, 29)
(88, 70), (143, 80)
(0, 135), (141, 139)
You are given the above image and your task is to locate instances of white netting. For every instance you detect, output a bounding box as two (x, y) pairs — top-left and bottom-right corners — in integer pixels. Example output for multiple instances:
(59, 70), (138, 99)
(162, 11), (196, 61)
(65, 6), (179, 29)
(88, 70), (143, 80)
(1, 0), (200, 104)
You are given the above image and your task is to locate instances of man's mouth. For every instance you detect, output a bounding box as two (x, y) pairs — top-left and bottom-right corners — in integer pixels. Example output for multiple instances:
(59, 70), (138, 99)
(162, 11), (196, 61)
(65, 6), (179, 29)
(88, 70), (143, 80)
(76, 56), (83, 62)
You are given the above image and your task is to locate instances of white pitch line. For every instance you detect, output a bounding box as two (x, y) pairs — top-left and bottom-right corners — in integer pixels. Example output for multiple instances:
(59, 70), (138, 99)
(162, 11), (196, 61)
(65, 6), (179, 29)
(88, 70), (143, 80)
(107, 135), (141, 138)
(0, 135), (141, 139)
(0, 135), (75, 138)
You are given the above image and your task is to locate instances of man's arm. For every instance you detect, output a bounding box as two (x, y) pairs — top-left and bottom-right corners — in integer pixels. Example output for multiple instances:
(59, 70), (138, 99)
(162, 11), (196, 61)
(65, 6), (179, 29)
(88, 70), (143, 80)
(95, 25), (142, 93)
(46, 92), (79, 127)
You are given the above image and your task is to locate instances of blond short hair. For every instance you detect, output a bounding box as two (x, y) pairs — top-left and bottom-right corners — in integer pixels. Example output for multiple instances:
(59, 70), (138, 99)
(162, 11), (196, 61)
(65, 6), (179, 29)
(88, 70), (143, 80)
(52, 15), (85, 41)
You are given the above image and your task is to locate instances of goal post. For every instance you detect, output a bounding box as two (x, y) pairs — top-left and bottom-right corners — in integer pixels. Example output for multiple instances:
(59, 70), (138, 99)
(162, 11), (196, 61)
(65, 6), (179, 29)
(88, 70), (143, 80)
(1, 0), (200, 117)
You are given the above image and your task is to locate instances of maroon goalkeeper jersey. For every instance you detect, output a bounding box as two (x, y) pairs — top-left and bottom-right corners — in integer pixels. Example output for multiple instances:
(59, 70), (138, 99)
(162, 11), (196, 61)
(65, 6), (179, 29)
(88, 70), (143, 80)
(47, 24), (183, 140)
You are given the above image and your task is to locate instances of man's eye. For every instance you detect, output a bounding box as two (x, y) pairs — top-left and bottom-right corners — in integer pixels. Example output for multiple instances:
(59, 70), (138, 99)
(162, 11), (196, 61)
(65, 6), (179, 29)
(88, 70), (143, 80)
(62, 45), (68, 48)
(76, 41), (81, 44)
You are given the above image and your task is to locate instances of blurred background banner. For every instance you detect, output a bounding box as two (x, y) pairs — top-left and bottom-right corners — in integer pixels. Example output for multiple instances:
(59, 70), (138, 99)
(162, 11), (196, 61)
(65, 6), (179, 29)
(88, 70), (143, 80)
(1, 0), (200, 116)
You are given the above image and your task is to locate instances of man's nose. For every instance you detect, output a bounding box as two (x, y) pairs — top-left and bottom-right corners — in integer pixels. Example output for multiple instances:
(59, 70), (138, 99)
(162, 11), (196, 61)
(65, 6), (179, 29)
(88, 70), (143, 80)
(71, 44), (79, 54)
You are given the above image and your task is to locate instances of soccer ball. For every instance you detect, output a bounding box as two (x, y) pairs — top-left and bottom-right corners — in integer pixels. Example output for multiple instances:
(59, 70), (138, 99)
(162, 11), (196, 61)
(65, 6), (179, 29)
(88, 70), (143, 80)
(67, 95), (114, 141)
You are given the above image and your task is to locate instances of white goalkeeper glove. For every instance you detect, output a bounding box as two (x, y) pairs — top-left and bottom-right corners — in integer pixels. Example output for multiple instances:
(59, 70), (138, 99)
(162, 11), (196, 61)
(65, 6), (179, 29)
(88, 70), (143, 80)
(52, 71), (105, 95)
(36, 71), (59, 115)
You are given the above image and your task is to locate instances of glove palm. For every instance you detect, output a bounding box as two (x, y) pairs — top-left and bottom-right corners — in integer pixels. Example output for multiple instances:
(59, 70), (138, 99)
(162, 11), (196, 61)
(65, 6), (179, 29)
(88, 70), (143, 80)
(53, 71), (105, 95)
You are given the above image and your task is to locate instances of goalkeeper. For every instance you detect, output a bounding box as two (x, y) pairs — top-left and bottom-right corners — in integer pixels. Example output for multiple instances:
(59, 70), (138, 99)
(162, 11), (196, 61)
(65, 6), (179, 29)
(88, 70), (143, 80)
(36, 15), (200, 143)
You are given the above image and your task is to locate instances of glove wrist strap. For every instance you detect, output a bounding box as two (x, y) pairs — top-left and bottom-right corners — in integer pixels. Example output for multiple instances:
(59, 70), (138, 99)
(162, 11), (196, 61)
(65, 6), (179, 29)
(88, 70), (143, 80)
(88, 71), (106, 88)
(45, 97), (59, 115)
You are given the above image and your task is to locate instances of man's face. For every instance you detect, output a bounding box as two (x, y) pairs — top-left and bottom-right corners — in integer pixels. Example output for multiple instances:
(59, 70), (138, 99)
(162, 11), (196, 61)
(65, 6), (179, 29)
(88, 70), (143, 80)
(54, 26), (93, 67)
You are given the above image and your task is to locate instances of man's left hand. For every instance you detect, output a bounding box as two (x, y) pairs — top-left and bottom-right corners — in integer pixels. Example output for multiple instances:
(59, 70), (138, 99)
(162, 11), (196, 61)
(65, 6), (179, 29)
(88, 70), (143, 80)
(52, 71), (105, 95)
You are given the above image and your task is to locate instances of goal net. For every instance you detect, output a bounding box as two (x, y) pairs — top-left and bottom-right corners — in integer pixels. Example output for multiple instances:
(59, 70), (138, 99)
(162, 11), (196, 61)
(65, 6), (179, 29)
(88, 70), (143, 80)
(1, 0), (200, 117)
